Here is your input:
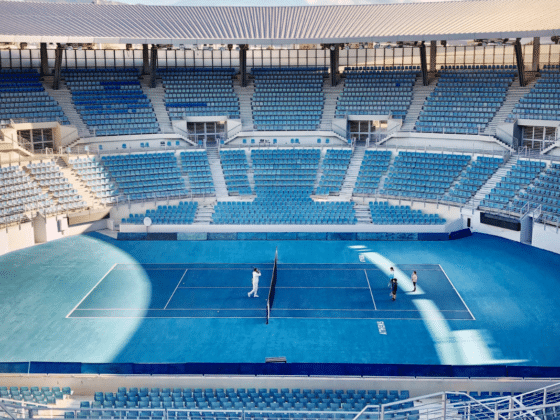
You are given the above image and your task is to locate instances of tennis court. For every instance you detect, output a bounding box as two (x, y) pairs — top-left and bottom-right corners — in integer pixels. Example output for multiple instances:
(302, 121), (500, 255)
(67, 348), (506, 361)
(68, 262), (472, 321)
(2, 232), (560, 366)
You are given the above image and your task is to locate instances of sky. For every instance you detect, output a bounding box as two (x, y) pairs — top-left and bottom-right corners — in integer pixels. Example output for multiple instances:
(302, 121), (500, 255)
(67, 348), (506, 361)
(110, 0), (464, 6)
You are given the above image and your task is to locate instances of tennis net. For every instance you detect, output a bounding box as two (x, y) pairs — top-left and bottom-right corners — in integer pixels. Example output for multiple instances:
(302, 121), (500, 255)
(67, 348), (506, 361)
(266, 247), (278, 324)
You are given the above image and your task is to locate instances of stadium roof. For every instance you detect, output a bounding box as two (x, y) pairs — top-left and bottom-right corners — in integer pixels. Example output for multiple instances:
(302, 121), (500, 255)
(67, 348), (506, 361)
(1, 0), (559, 46)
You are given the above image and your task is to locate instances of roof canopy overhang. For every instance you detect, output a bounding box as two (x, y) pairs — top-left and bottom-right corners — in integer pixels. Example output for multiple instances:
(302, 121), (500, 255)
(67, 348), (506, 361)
(0, 0), (559, 46)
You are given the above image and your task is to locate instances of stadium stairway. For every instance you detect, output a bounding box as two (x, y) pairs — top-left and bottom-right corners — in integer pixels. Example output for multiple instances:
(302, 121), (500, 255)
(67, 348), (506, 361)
(339, 145), (366, 199)
(400, 78), (438, 132)
(375, 152), (397, 193)
(467, 155), (517, 209)
(312, 151), (326, 193)
(233, 75), (254, 132)
(175, 156), (192, 195)
(483, 78), (537, 135)
(55, 157), (98, 209)
(245, 149), (256, 192)
(354, 202), (373, 223)
(206, 144), (229, 197)
(140, 75), (174, 134)
(43, 76), (91, 137)
(193, 201), (215, 224)
(319, 81), (345, 130)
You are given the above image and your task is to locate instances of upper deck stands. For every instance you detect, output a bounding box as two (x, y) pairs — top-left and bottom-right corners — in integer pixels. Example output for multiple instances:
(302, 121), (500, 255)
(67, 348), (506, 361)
(62, 68), (159, 136)
(251, 67), (327, 131)
(416, 65), (516, 135)
(159, 68), (240, 121)
(336, 66), (418, 119)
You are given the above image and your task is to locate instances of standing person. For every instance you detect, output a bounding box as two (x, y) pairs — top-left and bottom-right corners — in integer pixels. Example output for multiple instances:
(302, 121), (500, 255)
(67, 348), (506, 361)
(411, 271), (418, 292)
(391, 278), (398, 301)
(248, 267), (261, 298)
(388, 267), (395, 287)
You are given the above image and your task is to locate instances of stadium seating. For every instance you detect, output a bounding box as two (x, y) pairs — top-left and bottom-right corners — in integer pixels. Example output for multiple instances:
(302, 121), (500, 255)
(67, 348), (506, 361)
(213, 148), (356, 224)
(213, 196), (356, 225)
(220, 149), (252, 195)
(336, 66), (419, 119)
(443, 156), (504, 204)
(159, 68), (240, 120)
(0, 164), (54, 224)
(0, 69), (68, 126)
(416, 65), (516, 134)
(315, 148), (352, 195)
(514, 162), (560, 223)
(480, 159), (546, 210)
(101, 152), (187, 201)
(62, 68), (159, 136)
(0, 385), (71, 405)
(27, 160), (87, 211)
(353, 150), (392, 195)
(252, 148), (320, 191)
(370, 201), (446, 225)
(69, 156), (119, 205)
(251, 67), (327, 131)
(179, 151), (215, 196)
(508, 65), (560, 121)
(381, 151), (471, 200)
(82, 387), (411, 413)
(123, 202), (198, 225)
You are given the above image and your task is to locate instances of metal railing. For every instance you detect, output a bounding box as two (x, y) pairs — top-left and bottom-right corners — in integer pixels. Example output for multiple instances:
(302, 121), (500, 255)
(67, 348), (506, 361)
(4, 382), (560, 420)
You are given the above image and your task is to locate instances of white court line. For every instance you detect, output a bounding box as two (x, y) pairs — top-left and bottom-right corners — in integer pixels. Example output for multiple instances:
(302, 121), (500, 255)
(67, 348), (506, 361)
(68, 316), (470, 320)
(364, 270), (377, 310)
(71, 307), (267, 311)
(65, 263), (117, 318)
(177, 286), (258, 289)
(68, 316), (265, 319)
(164, 269), (188, 310)
(439, 263), (476, 321)
(271, 316), (473, 320)
(275, 286), (369, 289)
(272, 307), (471, 312)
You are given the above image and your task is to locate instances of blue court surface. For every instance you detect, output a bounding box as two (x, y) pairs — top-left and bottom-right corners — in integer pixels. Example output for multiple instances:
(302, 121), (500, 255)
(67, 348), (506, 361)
(1, 232), (560, 367)
(68, 263), (471, 321)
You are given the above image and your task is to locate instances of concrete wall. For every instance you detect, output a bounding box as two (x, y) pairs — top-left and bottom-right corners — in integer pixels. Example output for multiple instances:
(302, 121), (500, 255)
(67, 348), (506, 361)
(4, 221), (35, 254)
(35, 214), (109, 243)
(467, 210), (522, 243)
(547, 145), (560, 157)
(384, 133), (511, 153)
(0, 230), (8, 255)
(227, 134), (346, 147)
(532, 222), (560, 254)
(0, 374), (556, 399)
(55, 124), (79, 150)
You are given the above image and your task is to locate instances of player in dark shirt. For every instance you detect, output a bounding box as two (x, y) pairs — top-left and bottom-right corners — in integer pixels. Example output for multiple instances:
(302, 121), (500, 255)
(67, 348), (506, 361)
(391, 278), (398, 301)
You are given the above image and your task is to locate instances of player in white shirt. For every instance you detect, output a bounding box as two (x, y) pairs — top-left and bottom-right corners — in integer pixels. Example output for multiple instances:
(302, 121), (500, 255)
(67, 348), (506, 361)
(411, 271), (418, 292)
(248, 268), (261, 297)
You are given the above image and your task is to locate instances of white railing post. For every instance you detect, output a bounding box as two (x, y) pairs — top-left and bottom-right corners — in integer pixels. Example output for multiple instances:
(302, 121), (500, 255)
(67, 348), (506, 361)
(442, 393), (447, 420)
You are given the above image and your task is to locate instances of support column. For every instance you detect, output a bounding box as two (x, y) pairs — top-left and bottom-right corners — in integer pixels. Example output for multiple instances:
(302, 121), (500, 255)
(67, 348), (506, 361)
(532, 37), (540, 72)
(40, 43), (49, 77)
(329, 45), (340, 86)
(240, 44), (248, 87)
(150, 44), (158, 88)
(142, 44), (150, 75)
(420, 42), (428, 86)
(514, 38), (526, 87)
(52, 44), (63, 90)
(430, 40), (437, 73)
